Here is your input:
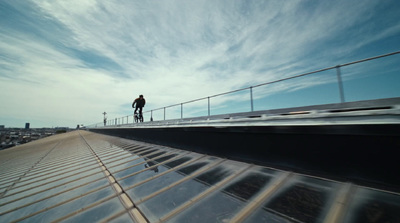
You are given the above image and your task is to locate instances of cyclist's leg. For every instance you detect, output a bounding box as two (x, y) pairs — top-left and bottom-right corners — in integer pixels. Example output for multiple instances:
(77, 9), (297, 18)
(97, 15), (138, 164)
(139, 107), (144, 122)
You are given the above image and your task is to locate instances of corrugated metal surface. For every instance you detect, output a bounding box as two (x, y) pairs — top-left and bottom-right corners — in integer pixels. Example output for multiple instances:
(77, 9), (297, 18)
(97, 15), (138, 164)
(1, 130), (399, 222)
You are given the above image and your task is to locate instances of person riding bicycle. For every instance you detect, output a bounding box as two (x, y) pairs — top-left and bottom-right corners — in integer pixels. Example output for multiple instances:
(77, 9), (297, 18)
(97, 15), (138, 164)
(132, 94), (146, 117)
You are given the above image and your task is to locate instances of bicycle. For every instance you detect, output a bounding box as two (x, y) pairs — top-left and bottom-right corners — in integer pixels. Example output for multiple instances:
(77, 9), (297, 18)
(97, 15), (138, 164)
(134, 109), (144, 123)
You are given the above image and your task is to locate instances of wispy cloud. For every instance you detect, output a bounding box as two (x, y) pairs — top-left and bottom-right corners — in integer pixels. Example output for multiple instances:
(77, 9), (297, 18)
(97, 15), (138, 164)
(1, 0), (399, 127)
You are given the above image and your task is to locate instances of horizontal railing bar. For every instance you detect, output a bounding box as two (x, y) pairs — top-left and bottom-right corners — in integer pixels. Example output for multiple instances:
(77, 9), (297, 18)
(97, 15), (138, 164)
(340, 50), (400, 67)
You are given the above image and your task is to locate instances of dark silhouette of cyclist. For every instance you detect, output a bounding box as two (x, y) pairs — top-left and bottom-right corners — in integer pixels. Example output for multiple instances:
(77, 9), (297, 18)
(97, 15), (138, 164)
(132, 94), (146, 116)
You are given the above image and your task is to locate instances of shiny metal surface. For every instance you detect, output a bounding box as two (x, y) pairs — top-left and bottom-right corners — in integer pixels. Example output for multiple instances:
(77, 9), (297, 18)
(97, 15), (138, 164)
(1, 130), (399, 222)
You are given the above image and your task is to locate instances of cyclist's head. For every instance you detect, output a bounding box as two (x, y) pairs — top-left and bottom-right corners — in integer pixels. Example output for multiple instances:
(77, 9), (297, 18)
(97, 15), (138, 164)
(139, 94), (143, 98)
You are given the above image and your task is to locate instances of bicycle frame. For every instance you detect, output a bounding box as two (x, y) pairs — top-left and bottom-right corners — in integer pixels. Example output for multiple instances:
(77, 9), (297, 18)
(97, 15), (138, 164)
(134, 109), (144, 123)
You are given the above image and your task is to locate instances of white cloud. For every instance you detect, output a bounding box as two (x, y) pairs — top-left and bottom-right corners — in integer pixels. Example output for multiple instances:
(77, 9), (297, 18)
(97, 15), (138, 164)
(1, 0), (399, 127)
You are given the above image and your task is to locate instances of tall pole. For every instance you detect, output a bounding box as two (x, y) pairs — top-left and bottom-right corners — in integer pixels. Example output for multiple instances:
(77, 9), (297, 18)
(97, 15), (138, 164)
(336, 66), (345, 103)
(250, 87), (254, 112)
(208, 97), (210, 116)
(102, 112), (107, 126)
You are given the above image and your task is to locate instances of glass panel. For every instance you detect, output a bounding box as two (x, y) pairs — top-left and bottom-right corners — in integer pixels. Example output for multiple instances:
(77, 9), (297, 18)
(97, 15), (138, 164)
(137, 149), (158, 156)
(243, 210), (295, 223)
(0, 179), (109, 220)
(177, 161), (209, 175)
(119, 163), (169, 189)
(105, 154), (140, 168)
(112, 158), (147, 179)
(0, 172), (105, 204)
(5, 168), (102, 199)
(61, 197), (126, 223)
(137, 163), (236, 222)
(144, 151), (167, 159)
(99, 148), (131, 157)
(108, 156), (144, 173)
(126, 159), (212, 202)
(166, 190), (244, 223)
(39, 152), (91, 161)
(265, 184), (327, 223)
(244, 176), (339, 223)
(194, 166), (232, 186)
(153, 154), (177, 163)
(24, 159), (98, 178)
(223, 172), (273, 201)
(162, 156), (192, 169)
(0, 182), (14, 192)
(14, 162), (100, 187)
(0, 187), (8, 194)
(118, 155), (179, 188)
(102, 153), (133, 164)
(122, 145), (141, 151)
(342, 187), (400, 223)
(137, 176), (210, 222)
(108, 213), (134, 223)
(8, 187), (116, 223)
(167, 168), (276, 223)
(95, 151), (122, 159)
(126, 146), (151, 153)
(10, 168), (102, 194)
(0, 176), (21, 185)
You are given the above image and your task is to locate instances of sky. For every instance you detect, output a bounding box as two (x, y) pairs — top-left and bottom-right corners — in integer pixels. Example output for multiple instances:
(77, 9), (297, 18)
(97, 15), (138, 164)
(1, 0), (400, 128)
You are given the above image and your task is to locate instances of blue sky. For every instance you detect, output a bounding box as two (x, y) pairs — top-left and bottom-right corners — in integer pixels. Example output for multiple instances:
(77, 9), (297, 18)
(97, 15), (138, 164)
(1, 0), (400, 128)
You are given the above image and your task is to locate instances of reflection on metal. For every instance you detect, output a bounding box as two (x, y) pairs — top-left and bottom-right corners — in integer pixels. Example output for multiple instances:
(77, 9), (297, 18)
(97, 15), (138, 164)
(1, 130), (399, 223)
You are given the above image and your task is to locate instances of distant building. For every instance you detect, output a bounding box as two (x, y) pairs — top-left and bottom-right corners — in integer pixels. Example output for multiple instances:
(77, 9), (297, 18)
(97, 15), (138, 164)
(25, 123), (30, 129)
(0, 125), (4, 129)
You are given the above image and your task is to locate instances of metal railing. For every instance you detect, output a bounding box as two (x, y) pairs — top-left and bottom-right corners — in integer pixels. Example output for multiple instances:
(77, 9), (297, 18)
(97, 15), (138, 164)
(89, 51), (400, 128)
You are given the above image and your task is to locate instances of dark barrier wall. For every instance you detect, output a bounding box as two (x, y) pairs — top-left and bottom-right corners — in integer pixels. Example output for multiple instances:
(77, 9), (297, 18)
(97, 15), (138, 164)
(90, 124), (400, 192)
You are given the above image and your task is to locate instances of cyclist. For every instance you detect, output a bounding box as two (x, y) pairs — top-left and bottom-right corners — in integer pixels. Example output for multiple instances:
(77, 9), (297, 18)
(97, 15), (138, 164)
(132, 94), (146, 118)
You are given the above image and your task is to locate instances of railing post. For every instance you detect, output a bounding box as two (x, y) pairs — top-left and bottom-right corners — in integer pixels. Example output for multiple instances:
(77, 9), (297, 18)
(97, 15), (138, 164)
(250, 86), (254, 112)
(208, 97), (210, 116)
(336, 65), (345, 103)
(150, 110), (153, 121)
(181, 103), (183, 119)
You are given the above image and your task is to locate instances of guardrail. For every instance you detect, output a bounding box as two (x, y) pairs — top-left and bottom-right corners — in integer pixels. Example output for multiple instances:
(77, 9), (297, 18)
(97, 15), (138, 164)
(88, 51), (400, 128)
